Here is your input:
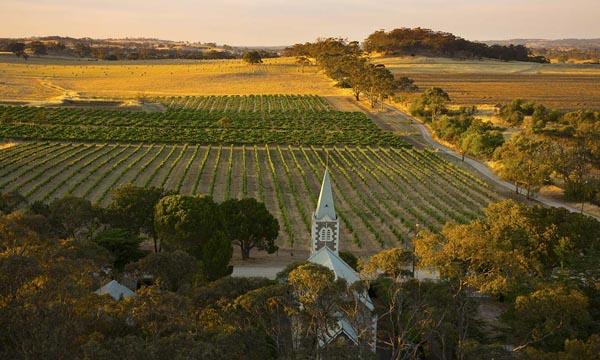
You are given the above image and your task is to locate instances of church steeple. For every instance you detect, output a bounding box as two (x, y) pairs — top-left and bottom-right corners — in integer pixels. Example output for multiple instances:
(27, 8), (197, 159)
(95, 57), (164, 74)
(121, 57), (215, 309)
(315, 168), (336, 220)
(311, 167), (340, 254)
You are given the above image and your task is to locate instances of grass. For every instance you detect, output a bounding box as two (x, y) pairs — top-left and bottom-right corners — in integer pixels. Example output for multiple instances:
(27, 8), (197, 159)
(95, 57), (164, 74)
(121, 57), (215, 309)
(0, 56), (344, 102)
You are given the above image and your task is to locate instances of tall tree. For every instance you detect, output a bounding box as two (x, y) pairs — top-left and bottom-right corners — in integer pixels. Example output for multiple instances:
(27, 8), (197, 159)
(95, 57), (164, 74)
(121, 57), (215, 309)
(220, 198), (279, 260)
(109, 185), (171, 253)
(243, 51), (263, 64)
(494, 135), (552, 198)
(154, 195), (222, 257)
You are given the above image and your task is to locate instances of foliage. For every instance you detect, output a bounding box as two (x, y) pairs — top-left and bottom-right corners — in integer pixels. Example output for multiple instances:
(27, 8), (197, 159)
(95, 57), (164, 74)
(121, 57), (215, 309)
(363, 27), (544, 62)
(93, 228), (147, 270)
(283, 38), (414, 108)
(410, 87), (451, 121)
(415, 199), (600, 297)
(242, 51), (263, 64)
(360, 247), (413, 279)
(220, 198), (279, 260)
(0, 191), (26, 214)
(108, 185), (171, 252)
(338, 251), (358, 271)
(494, 134), (553, 198)
(48, 196), (98, 238)
(127, 250), (198, 292)
(509, 285), (591, 352)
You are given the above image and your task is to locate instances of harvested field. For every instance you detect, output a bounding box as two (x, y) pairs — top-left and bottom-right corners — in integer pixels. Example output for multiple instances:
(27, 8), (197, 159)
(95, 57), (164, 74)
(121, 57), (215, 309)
(0, 142), (503, 252)
(0, 56), (344, 102)
(407, 73), (600, 110)
(378, 56), (600, 110)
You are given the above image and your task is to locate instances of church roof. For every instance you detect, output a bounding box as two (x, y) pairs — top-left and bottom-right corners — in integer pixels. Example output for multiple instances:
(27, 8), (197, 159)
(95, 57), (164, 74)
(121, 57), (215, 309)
(314, 168), (336, 220)
(95, 280), (135, 301)
(318, 317), (359, 347)
(309, 246), (360, 284)
(308, 247), (374, 311)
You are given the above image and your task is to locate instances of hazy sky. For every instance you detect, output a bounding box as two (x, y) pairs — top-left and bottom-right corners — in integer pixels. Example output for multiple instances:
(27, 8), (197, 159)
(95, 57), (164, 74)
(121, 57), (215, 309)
(1, 0), (599, 45)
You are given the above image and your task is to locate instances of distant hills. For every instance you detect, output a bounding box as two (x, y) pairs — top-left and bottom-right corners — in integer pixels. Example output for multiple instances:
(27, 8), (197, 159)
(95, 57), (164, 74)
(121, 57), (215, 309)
(483, 39), (600, 50)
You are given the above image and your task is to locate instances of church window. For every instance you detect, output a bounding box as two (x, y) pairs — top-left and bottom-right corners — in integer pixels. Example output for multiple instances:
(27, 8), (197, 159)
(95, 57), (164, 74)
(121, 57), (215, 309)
(319, 227), (333, 242)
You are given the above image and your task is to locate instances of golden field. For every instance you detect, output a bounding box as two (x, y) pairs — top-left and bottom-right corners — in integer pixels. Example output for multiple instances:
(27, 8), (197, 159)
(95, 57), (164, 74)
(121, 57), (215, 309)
(378, 56), (600, 110)
(0, 56), (344, 102)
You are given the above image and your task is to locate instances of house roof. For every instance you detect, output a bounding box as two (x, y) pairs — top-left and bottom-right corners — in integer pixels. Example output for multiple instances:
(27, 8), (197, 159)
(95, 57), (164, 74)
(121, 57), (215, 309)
(314, 168), (336, 220)
(95, 280), (135, 301)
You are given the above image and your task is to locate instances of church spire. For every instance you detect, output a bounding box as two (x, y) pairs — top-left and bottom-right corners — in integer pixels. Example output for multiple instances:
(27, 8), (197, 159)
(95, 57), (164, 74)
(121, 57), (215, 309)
(315, 167), (336, 220)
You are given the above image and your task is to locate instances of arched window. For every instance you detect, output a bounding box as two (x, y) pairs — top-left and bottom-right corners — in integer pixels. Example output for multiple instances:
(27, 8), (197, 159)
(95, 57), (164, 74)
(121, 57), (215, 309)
(319, 227), (333, 242)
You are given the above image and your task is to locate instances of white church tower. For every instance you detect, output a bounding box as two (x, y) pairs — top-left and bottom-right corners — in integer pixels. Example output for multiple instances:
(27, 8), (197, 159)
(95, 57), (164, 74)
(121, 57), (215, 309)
(311, 168), (340, 254)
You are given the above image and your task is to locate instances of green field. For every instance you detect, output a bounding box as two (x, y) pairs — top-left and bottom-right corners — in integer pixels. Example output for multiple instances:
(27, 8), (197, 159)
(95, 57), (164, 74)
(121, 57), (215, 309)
(0, 95), (406, 146)
(0, 95), (505, 251)
(0, 140), (501, 252)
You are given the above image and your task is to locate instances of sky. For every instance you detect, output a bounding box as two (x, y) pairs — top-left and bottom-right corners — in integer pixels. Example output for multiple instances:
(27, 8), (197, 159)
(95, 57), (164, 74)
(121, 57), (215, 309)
(1, 0), (599, 46)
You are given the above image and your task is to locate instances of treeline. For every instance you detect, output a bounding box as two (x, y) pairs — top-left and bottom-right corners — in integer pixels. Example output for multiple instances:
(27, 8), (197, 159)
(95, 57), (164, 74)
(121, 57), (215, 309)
(363, 28), (548, 62)
(533, 47), (600, 63)
(284, 38), (418, 108)
(0, 39), (279, 61)
(494, 100), (600, 203)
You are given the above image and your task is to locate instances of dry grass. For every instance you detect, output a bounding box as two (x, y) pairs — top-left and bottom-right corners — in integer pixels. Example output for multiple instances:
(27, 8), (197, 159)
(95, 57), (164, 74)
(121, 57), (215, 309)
(378, 56), (600, 110)
(0, 142), (17, 150)
(0, 56), (345, 102)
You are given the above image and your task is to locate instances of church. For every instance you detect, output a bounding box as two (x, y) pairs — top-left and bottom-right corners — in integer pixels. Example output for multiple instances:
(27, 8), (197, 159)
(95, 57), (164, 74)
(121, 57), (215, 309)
(305, 167), (377, 353)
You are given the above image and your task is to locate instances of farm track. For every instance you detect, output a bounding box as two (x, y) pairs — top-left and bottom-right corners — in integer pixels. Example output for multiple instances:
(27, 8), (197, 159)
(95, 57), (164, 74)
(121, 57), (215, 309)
(0, 142), (502, 251)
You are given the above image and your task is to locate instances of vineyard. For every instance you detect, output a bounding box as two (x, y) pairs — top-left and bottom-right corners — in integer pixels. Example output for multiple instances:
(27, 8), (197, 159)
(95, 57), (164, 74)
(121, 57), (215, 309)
(0, 95), (406, 146)
(0, 141), (502, 252)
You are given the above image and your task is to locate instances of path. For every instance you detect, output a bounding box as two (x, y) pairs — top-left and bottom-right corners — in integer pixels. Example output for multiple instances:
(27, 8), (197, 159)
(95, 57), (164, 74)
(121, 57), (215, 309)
(327, 96), (600, 221)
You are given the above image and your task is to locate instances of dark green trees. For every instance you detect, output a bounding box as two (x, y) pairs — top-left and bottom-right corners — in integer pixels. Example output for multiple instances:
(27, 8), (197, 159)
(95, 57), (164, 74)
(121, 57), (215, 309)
(109, 185), (171, 252)
(220, 197), (279, 260)
(243, 51), (263, 64)
(154, 195), (232, 280)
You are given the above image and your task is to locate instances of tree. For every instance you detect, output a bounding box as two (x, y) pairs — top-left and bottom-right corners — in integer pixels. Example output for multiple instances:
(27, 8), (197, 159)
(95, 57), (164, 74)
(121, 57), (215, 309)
(0, 191), (27, 214)
(199, 231), (233, 281)
(48, 196), (98, 238)
(415, 200), (600, 297)
(360, 247), (413, 280)
(93, 228), (147, 271)
(287, 263), (347, 357)
(29, 41), (47, 56)
(109, 185), (170, 252)
(459, 126), (504, 160)
(494, 134), (552, 198)
(296, 56), (312, 72)
(338, 251), (358, 271)
(8, 42), (26, 58)
(128, 250), (198, 292)
(220, 198), (279, 260)
(235, 283), (294, 357)
(364, 64), (398, 109)
(0, 211), (51, 255)
(422, 87), (451, 121)
(343, 55), (369, 101)
(154, 195), (222, 257)
(370, 277), (475, 360)
(243, 51), (263, 64)
(511, 285), (591, 352)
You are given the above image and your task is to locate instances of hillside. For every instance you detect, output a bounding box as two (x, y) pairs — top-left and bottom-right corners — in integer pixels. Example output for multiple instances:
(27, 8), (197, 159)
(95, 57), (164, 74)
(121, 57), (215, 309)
(484, 38), (600, 50)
